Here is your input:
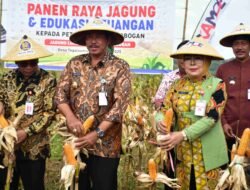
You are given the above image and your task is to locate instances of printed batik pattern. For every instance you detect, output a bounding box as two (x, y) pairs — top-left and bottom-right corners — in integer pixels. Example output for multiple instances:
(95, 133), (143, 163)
(164, 75), (226, 190)
(0, 69), (56, 159)
(55, 52), (131, 158)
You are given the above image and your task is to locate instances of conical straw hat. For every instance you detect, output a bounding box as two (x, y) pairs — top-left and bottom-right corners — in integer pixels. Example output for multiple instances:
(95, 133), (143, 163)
(220, 23), (250, 47)
(70, 17), (124, 46)
(1, 35), (53, 61)
(170, 36), (224, 60)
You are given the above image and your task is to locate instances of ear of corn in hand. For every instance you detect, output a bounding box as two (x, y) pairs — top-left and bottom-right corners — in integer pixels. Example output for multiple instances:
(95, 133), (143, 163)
(237, 128), (250, 156)
(0, 114), (9, 128)
(63, 143), (77, 166)
(164, 108), (173, 133)
(82, 115), (95, 135)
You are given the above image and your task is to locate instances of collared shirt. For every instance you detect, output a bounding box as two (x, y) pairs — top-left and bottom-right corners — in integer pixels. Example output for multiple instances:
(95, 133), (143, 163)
(216, 58), (250, 137)
(0, 68), (57, 160)
(154, 69), (181, 103)
(54, 52), (131, 158)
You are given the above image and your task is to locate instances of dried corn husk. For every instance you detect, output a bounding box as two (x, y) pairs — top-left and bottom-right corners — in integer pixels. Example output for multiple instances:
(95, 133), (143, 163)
(136, 158), (180, 188)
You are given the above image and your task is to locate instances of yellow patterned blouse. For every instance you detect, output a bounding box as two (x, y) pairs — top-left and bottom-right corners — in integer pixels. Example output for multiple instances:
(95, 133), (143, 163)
(164, 74), (227, 190)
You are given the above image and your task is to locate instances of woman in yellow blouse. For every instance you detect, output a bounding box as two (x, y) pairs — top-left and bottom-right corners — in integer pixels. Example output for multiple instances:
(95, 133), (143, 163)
(157, 36), (229, 190)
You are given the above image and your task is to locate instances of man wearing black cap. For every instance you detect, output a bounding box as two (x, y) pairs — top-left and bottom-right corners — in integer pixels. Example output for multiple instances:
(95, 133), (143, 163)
(216, 23), (250, 152)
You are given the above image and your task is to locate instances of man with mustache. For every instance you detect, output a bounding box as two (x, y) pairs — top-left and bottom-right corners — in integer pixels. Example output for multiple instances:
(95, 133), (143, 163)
(54, 17), (131, 190)
(216, 23), (250, 156)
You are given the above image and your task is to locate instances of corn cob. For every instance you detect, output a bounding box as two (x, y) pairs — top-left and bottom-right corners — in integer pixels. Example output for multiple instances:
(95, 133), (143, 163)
(237, 128), (250, 156)
(82, 115), (95, 135)
(0, 114), (9, 128)
(137, 114), (143, 126)
(63, 143), (77, 166)
(148, 158), (157, 181)
(164, 108), (173, 133)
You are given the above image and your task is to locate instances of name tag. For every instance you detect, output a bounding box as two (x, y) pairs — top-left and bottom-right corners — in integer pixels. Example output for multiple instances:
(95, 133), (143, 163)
(194, 100), (206, 116)
(248, 89), (250, 100)
(99, 92), (108, 106)
(25, 102), (34, 115)
(178, 91), (189, 94)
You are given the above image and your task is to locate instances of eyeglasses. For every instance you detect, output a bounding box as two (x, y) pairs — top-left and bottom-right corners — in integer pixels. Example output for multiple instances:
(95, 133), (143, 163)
(183, 55), (205, 65)
(16, 61), (38, 68)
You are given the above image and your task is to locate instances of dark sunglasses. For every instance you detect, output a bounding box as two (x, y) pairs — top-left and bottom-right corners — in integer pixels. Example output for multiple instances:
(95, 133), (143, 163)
(16, 60), (38, 68)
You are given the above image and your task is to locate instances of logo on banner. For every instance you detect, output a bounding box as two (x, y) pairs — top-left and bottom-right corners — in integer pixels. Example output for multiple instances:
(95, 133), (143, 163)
(194, 0), (232, 40)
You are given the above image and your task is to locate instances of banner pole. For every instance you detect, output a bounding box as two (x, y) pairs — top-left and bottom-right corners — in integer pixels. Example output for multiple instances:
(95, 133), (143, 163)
(191, 0), (212, 38)
(182, 0), (189, 41)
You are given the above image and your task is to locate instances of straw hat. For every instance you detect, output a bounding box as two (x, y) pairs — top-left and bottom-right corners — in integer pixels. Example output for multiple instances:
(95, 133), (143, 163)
(220, 23), (250, 47)
(70, 17), (124, 46)
(1, 35), (53, 61)
(170, 36), (224, 60)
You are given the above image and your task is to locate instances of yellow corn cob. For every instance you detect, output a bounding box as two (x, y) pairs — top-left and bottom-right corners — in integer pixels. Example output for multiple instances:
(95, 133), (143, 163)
(82, 115), (95, 135)
(237, 128), (250, 156)
(63, 143), (77, 166)
(164, 108), (173, 133)
(148, 158), (157, 181)
(0, 114), (9, 128)
(136, 114), (143, 126)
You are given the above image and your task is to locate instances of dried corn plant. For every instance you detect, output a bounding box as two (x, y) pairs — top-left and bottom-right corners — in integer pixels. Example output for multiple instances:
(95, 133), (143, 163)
(120, 97), (164, 190)
(216, 128), (250, 190)
(53, 114), (95, 190)
(44, 73), (164, 189)
(0, 111), (24, 190)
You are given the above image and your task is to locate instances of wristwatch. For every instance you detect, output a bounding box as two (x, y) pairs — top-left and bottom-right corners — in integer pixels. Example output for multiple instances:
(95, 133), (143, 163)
(95, 127), (105, 138)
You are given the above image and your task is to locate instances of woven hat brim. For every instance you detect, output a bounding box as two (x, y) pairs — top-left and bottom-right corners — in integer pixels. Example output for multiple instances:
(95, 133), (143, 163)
(170, 51), (224, 60)
(70, 29), (124, 46)
(1, 37), (53, 62)
(220, 33), (250, 47)
(1, 53), (53, 62)
(170, 37), (224, 60)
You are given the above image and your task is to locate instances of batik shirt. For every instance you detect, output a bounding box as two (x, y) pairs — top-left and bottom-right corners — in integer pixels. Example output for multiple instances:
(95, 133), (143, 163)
(0, 69), (56, 160)
(154, 69), (181, 103)
(54, 52), (131, 158)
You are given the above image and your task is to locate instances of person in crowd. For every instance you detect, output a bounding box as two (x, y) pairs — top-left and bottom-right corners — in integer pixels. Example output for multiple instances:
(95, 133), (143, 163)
(153, 40), (188, 190)
(156, 36), (228, 189)
(54, 17), (131, 190)
(0, 35), (56, 190)
(216, 23), (250, 153)
(153, 40), (189, 110)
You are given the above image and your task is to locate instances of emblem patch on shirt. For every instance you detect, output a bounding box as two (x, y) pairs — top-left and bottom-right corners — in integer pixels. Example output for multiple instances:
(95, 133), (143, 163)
(228, 77), (236, 85)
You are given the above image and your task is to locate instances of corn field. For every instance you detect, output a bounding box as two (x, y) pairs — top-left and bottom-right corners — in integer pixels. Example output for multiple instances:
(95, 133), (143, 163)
(0, 60), (224, 189)
(44, 72), (164, 190)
